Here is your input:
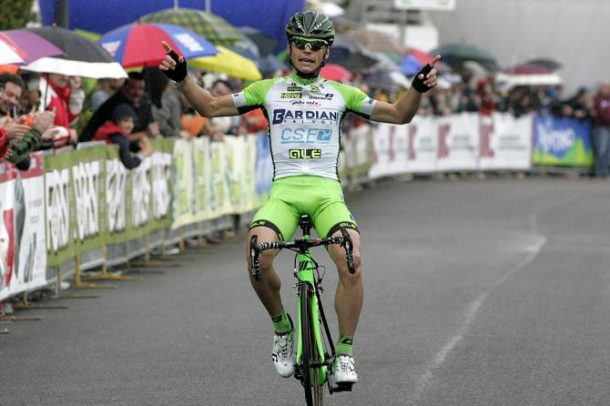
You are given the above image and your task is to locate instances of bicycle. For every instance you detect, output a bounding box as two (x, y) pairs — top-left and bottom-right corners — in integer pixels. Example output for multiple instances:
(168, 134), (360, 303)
(250, 214), (356, 406)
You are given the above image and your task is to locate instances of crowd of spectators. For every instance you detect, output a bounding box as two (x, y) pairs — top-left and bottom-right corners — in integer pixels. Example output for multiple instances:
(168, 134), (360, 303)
(1, 64), (609, 176)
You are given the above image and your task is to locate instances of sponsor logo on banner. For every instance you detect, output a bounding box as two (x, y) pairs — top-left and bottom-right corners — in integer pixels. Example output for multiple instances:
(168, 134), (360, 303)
(288, 148), (322, 159)
(45, 168), (70, 254)
(438, 123), (451, 158)
(272, 109), (339, 124)
(72, 161), (101, 242)
(132, 159), (151, 228)
(106, 159), (127, 233)
(280, 128), (333, 144)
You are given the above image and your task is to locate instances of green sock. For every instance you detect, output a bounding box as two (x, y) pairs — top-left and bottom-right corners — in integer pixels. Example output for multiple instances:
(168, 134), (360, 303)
(337, 335), (354, 356)
(271, 309), (292, 334)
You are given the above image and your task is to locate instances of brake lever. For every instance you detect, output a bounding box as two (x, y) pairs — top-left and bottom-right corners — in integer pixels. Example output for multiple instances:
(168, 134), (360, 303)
(339, 229), (355, 274)
(249, 236), (262, 281)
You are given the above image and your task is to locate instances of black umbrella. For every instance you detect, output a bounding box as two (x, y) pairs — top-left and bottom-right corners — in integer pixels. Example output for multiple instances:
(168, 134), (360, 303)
(27, 26), (114, 63)
(526, 58), (562, 71)
(22, 26), (125, 78)
(327, 34), (379, 72)
(238, 26), (277, 57)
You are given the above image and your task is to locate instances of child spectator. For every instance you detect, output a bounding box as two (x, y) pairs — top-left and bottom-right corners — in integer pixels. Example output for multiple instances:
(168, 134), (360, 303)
(93, 103), (152, 169)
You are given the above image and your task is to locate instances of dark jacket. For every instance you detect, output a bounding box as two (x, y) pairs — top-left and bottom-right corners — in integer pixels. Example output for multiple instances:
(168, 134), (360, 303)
(80, 90), (153, 142)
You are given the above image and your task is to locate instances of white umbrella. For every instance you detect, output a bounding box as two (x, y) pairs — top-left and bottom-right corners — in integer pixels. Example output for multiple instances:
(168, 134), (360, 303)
(496, 72), (563, 87)
(22, 57), (127, 79)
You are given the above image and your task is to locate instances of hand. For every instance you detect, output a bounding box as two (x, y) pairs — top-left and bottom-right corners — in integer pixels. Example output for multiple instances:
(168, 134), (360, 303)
(146, 122), (160, 137)
(159, 41), (188, 82)
(31, 110), (55, 134)
(412, 54), (441, 93)
(5, 119), (30, 139)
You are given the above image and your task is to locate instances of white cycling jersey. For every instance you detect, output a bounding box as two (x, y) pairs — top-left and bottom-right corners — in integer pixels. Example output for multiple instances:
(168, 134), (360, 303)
(232, 72), (376, 180)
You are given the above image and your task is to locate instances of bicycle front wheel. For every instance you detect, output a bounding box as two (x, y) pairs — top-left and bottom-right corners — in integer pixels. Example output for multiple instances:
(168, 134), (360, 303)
(299, 283), (325, 406)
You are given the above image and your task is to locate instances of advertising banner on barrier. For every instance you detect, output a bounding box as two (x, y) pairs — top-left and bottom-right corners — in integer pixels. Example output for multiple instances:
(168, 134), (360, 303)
(436, 113), (479, 172)
(532, 116), (593, 167)
(0, 154), (47, 301)
(342, 125), (373, 180)
(406, 116), (438, 173)
(478, 113), (533, 170)
(254, 133), (273, 206)
(45, 146), (106, 267)
(369, 123), (392, 179)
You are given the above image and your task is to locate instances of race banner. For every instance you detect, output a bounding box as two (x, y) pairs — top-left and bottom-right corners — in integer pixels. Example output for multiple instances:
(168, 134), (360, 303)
(406, 116), (438, 173)
(478, 113), (533, 171)
(436, 113), (479, 172)
(341, 124), (373, 181)
(369, 122), (392, 179)
(532, 115), (593, 167)
(45, 146), (106, 267)
(254, 133), (273, 207)
(0, 154), (47, 301)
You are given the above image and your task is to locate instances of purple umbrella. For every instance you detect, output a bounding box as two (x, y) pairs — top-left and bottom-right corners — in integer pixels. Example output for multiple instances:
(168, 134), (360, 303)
(2, 29), (64, 64)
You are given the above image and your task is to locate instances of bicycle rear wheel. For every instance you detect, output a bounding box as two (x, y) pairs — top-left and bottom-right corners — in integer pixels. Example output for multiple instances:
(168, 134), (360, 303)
(299, 283), (325, 406)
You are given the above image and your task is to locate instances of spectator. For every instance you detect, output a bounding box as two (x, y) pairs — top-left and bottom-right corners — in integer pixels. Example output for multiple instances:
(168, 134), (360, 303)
(0, 73), (30, 140)
(592, 82), (610, 178)
(39, 73), (84, 146)
(93, 103), (151, 169)
(90, 78), (124, 112)
(207, 79), (240, 140)
(1, 110), (55, 170)
(152, 79), (183, 138)
(80, 71), (159, 143)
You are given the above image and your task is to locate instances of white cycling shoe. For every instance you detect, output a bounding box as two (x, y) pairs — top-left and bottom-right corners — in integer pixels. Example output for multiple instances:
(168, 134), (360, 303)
(333, 354), (358, 384)
(272, 318), (295, 378)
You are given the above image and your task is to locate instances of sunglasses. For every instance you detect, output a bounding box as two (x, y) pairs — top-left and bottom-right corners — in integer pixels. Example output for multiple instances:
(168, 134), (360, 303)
(291, 38), (328, 52)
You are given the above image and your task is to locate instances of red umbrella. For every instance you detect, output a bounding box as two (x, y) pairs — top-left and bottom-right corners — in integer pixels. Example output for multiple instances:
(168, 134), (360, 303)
(320, 64), (352, 81)
(99, 22), (217, 68)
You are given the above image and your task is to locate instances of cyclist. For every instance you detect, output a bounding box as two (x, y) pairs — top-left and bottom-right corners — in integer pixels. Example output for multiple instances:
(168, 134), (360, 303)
(159, 10), (439, 385)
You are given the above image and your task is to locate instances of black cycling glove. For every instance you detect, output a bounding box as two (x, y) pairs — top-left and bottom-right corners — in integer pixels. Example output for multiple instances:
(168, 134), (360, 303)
(411, 64), (433, 93)
(162, 50), (188, 83)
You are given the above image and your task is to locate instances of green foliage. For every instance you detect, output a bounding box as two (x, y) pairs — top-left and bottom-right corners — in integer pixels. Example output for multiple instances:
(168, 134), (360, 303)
(0, 0), (36, 30)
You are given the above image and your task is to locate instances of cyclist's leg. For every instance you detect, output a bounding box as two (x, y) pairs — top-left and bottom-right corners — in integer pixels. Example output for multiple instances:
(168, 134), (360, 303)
(247, 225), (283, 316)
(328, 226), (362, 338)
(312, 200), (362, 339)
(246, 195), (300, 318)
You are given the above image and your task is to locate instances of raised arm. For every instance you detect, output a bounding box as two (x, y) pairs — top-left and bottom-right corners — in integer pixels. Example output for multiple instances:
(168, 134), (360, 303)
(159, 41), (239, 118)
(369, 55), (441, 124)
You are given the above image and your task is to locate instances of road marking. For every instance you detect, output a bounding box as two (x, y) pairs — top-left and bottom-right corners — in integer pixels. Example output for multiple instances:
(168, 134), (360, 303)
(409, 215), (546, 404)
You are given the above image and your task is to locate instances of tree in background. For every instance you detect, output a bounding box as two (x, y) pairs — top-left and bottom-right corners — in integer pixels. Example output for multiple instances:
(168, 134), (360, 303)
(0, 0), (36, 30)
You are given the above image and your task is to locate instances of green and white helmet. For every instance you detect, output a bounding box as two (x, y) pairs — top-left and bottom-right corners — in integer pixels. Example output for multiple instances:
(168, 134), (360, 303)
(285, 10), (335, 45)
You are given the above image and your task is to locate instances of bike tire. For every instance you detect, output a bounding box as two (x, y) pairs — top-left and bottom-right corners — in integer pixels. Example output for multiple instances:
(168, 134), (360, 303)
(300, 283), (314, 406)
(301, 282), (325, 406)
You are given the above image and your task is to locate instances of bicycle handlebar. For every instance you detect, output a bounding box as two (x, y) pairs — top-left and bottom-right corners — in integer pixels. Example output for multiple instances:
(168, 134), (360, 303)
(250, 233), (356, 281)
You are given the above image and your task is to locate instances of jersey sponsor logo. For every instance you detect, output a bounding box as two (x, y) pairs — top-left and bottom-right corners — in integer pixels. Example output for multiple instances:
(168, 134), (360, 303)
(280, 128), (333, 144)
(309, 93), (334, 100)
(287, 86), (303, 92)
(288, 148), (322, 159)
(291, 100), (321, 106)
(272, 109), (339, 124)
(281, 92), (302, 99)
(310, 85), (321, 93)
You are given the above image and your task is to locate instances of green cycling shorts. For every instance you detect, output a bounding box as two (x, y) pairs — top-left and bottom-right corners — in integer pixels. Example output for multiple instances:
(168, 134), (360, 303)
(250, 175), (358, 240)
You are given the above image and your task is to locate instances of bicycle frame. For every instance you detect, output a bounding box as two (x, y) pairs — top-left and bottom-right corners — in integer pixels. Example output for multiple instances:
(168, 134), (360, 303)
(294, 227), (332, 389)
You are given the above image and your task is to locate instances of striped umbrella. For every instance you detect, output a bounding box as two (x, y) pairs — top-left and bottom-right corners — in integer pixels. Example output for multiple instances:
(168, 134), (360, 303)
(140, 8), (244, 47)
